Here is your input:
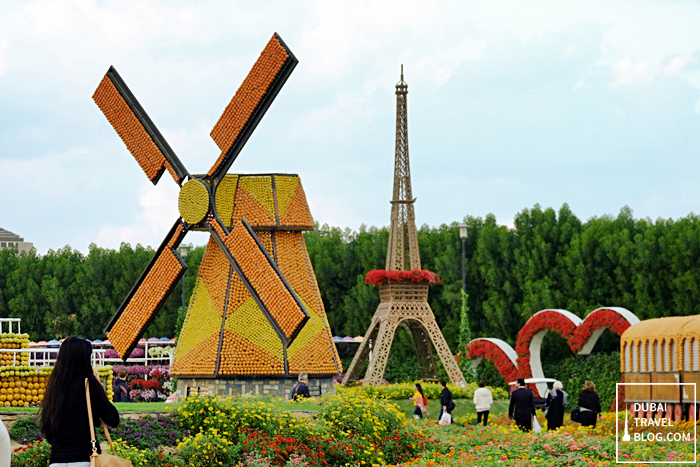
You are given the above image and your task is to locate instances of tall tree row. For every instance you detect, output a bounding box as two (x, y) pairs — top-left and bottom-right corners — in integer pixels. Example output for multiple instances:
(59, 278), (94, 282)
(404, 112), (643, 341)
(305, 204), (700, 350)
(0, 243), (204, 341)
(2, 204), (700, 348)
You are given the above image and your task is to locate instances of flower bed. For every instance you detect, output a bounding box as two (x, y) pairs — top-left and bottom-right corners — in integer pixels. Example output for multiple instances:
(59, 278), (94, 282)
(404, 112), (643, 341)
(365, 269), (440, 286)
(20, 392), (697, 466)
(174, 393), (433, 466)
(391, 413), (699, 466)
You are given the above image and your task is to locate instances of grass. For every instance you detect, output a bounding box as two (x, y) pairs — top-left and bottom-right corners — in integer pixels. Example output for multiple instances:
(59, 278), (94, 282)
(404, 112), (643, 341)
(0, 398), (511, 421)
(0, 402), (183, 414)
(393, 399), (510, 421)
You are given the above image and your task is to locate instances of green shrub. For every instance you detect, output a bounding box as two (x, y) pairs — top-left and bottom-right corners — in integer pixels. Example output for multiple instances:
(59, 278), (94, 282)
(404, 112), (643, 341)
(177, 428), (240, 467)
(542, 351), (620, 411)
(9, 416), (40, 444)
(318, 391), (405, 440)
(176, 394), (315, 443)
(112, 442), (184, 467)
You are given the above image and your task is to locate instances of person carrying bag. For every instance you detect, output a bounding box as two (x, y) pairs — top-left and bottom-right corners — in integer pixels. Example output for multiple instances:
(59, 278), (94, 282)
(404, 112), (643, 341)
(40, 336), (124, 467)
(438, 381), (455, 425)
(85, 379), (131, 467)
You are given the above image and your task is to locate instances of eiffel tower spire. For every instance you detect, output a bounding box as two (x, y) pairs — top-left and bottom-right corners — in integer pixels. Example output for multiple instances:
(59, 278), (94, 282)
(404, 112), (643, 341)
(386, 65), (421, 271)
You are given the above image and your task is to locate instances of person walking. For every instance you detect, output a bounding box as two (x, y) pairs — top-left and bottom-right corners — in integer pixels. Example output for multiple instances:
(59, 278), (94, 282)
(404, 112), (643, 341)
(545, 381), (567, 431)
(508, 378), (535, 432)
(438, 381), (456, 424)
(411, 383), (428, 419)
(39, 336), (120, 467)
(473, 381), (493, 426)
(577, 380), (602, 428)
(292, 372), (311, 401)
(112, 368), (132, 403)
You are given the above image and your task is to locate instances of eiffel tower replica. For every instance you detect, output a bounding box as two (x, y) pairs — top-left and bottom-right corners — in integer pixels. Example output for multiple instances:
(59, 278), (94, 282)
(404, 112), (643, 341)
(342, 67), (466, 386)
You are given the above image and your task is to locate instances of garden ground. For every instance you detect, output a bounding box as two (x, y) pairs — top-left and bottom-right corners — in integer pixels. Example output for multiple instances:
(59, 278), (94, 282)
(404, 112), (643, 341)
(8, 385), (699, 466)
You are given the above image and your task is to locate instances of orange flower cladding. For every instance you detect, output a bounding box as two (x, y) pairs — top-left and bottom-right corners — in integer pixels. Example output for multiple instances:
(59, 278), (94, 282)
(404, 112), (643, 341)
(255, 230), (274, 256)
(208, 36), (289, 175)
(224, 221), (306, 339)
(276, 231), (341, 374)
(218, 328), (285, 375)
(274, 232), (316, 307)
(108, 249), (184, 357)
(92, 75), (178, 184)
(198, 237), (233, 316)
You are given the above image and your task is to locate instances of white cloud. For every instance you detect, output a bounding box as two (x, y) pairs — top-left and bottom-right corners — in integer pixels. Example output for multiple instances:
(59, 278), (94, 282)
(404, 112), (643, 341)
(95, 181), (179, 250)
(0, 40), (7, 76)
(664, 56), (696, 76)
(612, 58), (653, 86)
(572, 79), (588, 90)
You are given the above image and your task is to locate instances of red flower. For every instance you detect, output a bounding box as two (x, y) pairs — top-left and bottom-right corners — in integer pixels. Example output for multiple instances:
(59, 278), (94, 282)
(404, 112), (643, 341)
(364, 269), (440, 287)
(466, 340), (518, 384)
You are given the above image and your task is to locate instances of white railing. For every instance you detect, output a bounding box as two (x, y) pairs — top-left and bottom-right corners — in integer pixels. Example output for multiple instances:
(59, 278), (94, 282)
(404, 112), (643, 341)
(0, 347), (173, 369)
(0, 319), (21, 334)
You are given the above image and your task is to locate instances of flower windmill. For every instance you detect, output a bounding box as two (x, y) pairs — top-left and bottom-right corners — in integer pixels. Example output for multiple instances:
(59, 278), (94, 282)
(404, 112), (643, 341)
(95, 34), (341, 385)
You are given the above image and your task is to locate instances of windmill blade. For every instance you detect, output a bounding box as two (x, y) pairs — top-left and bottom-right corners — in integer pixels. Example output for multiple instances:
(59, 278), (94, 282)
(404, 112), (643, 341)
(209, 219), (309, 345)
(208, 33), (298, 182)
(93, 66), (189, 185)
(105, 220), (189, 360)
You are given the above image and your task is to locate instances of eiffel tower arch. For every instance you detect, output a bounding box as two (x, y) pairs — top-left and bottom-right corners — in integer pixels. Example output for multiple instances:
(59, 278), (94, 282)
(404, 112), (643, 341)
(342, 68), (466, 387)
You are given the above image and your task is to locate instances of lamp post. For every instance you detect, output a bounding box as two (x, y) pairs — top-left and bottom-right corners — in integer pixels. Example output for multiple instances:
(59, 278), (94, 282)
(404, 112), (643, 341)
(458, 224), (471, 292)
(178, 244), (192, 312)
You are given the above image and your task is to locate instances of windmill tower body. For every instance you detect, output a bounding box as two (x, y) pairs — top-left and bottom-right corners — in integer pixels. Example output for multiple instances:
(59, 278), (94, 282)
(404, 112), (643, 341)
(342, 69), (466, 386)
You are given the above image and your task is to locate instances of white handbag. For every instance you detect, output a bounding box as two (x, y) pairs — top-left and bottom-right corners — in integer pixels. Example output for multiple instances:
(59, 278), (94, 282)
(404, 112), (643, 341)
(438, 412), (452, 425)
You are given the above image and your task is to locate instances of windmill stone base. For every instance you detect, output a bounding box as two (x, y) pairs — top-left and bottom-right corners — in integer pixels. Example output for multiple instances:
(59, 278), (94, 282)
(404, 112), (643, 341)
(175, 375), (336, 401)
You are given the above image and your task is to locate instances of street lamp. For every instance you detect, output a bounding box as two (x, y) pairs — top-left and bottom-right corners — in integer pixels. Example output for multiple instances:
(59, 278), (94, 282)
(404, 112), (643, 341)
(458, 224), (471, 292)
(178, 244), (192, 312)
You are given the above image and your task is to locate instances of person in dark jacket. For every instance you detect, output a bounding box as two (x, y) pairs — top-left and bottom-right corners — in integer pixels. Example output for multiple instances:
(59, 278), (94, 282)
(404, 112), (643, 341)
(545, 380), (567, 431)
(292, 372), (311, 401)
(39, 336), (120, 466)
(112, 368), (132, 403)
(438, 381), (455, 424)
(509, 378), (535, 432)
(578, 380), (602, 427)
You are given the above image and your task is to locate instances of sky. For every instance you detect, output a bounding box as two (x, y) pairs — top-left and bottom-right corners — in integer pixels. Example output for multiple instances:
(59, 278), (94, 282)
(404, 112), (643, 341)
(1, 0), (699, 254)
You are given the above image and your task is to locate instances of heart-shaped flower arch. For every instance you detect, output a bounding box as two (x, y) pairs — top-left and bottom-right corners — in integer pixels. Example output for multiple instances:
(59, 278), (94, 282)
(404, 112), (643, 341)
(467, 307), (640, 396)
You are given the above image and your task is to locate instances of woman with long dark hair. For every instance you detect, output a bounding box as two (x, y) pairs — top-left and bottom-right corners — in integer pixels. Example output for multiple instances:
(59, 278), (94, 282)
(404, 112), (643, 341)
(40, 336), (120, 467)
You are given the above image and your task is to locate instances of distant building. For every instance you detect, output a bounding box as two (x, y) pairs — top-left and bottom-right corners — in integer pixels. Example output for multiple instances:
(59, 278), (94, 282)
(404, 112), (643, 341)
(0, 228), (33, 254)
